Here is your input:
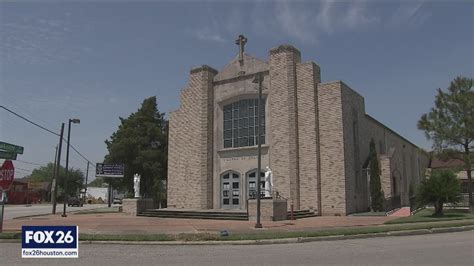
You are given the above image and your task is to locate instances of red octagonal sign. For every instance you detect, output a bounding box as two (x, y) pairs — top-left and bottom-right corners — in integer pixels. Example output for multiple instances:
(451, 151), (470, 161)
(0, 160), (15, 190)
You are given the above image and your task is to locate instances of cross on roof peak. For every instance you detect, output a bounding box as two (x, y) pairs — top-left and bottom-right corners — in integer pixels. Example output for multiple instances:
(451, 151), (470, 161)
(235, 34), (247, 63)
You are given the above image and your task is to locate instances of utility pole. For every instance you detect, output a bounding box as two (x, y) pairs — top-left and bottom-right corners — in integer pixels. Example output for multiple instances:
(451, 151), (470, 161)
(50, 145), (58, 203)
(52, 123), (64, 214)
(253, 73), (263, 229)
(84, 162), (89, 202)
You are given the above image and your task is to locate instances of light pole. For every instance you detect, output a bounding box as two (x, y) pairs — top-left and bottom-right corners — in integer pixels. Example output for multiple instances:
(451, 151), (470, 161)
(252, 73), (263, 228)
(62, 118), (80, 217)
(52, 123), (65, 215)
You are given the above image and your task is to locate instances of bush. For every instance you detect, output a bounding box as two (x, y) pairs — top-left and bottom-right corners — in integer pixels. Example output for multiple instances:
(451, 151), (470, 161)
(417, 170), (461, 217)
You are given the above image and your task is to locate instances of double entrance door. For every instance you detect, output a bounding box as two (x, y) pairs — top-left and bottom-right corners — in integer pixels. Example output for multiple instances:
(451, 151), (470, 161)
(221, 171), (265, 209)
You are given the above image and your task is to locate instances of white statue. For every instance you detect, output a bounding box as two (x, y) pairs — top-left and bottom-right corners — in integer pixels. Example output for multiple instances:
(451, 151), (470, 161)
(133, 173), (141, 198)
(264, 166), (273, 198)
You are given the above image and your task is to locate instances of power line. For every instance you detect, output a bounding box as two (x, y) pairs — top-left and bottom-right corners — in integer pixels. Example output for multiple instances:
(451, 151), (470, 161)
(0, 105), (59, 136)
(0, 105), (96, 167)
(16, 159), (47, 167)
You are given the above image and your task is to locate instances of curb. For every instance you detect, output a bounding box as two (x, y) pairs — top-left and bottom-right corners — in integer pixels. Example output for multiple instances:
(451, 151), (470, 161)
(80, 225), (474, 245)
(1, 225), (473, 246)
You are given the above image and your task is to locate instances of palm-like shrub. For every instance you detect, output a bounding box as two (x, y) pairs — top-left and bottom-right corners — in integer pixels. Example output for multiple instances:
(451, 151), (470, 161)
(417, 170), (461, 217)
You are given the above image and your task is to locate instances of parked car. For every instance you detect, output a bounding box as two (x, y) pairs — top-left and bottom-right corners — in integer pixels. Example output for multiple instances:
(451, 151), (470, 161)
(67, 196), (83, 207)
(112, 198), (122, 205)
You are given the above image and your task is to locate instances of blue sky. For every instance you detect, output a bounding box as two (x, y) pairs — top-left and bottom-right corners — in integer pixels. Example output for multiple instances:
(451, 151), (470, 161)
(0, 0), (473, 180)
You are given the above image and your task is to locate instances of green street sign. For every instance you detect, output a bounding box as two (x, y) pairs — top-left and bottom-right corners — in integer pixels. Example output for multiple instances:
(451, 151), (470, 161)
(0, 142), (23, 155)
(0, 151), (17, 160)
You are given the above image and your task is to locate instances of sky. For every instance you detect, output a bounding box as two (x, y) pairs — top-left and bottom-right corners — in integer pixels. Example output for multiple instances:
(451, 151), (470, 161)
(0, 0), (473, 181)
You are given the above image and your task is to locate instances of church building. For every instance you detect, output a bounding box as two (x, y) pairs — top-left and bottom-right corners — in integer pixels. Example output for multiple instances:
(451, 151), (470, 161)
(167, 36), (429, 216)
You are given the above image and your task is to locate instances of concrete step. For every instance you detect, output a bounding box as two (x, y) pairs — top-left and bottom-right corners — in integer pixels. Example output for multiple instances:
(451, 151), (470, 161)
(139, 209), (249, 220)
(287, 209), (318, 220)
(138, 213), (249, 221)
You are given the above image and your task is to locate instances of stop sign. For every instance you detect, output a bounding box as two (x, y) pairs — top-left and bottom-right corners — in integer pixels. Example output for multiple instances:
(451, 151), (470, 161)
(0, 160), (14, 190)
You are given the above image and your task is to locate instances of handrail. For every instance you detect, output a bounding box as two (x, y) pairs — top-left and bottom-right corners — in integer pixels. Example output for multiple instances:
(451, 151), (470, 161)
(247, 190), (288, 201)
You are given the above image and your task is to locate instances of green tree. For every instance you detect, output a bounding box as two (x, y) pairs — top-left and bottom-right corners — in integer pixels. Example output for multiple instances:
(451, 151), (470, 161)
(417, 169), (461, 217)
(418, 76), (474, 212)
(28, 163), (85, 196)
(369, 139), (384, 211)
(104, 96), (168, 205)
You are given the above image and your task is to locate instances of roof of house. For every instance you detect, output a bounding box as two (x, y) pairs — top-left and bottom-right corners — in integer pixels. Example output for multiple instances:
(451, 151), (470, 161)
(429, 157), (466, 169)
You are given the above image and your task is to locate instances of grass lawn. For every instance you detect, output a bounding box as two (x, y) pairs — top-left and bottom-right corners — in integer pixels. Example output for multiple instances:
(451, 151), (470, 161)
(385, 209), (474, 224)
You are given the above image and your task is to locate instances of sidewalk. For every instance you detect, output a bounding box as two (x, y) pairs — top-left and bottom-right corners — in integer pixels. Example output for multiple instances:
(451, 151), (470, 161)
(3, 212), (396, 235)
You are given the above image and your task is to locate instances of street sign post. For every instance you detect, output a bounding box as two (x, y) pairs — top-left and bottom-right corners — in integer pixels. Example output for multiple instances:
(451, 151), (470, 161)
(0, 160), (15, 190)
(0, 141), (24, 155)
(95, 163), (125, 178)
(0, 189), (4, 233)
(0, 160), (14, 233)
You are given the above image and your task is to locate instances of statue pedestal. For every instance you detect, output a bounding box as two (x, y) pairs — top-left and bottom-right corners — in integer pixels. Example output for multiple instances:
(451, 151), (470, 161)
(122, 198), (154, 216)
(248, 198), (287, 221)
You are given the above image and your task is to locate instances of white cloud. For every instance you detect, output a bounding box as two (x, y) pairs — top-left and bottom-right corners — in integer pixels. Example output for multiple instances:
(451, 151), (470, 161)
(388, 2), (430, 28)
(193, 27), (226, 43)
(260, 0), (379, 44)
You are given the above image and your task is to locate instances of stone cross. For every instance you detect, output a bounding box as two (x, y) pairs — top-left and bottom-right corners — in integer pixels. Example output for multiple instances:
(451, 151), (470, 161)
(235, 34), (247, 63)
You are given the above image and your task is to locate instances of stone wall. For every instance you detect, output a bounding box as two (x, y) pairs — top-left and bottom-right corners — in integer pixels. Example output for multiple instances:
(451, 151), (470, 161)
(268, 45), (301, 208)
(167, 65), (216, 209)
(248, 198), (288, 221)
(317, 81), (347, 215)
(296, 62), (321, 212)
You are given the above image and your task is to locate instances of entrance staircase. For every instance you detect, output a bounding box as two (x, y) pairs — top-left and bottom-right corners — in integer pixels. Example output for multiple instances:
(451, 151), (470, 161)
(287, 209), (318, 219)
(138, 209), (249, 221)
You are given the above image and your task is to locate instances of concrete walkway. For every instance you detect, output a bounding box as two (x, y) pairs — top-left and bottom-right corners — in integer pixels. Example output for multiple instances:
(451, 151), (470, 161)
(3, 212), (396, 235)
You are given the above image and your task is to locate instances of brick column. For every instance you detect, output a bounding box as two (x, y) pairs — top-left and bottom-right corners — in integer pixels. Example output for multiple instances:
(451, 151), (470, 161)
(269, 45), (301, 209)
(167, 65), (216, 209)
(296, 62), (321, 212)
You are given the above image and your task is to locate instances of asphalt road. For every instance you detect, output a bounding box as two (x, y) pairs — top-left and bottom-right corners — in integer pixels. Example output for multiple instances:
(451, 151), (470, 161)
(1, 204), (107, 220)
(1, 231), (473, 265)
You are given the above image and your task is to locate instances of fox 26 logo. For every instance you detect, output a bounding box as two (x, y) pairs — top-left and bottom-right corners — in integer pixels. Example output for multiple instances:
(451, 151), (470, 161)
(22, 226), (78, 249)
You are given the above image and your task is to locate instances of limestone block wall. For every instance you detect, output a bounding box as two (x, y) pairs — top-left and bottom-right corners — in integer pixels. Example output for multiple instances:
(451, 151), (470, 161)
(268, 45), (301, 208)
(317, 81), (347, 215)
(296, 62), (321, 213)
(167, 65), (216, 209)
(363, 115), (429, 206)
(380, 155), (392, 198)
(340, 83), (368, 214)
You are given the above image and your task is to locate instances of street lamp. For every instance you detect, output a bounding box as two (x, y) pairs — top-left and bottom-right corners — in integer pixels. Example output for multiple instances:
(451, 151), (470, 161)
(252, 73), (263, 229)
(62, 118), (80, 217)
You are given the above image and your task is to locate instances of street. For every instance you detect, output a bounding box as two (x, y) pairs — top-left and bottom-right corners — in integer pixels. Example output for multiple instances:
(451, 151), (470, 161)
(1, 231), (473, 265)
(2, 204), (107, 220)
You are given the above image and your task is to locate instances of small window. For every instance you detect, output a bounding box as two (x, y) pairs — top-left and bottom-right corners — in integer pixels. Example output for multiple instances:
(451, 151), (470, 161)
(249, 181), (255, 188)
(223, 182), (230, 189)
(223, 199), (229, 205)
(223, 174), (229, 179)
(233, 182), (239, 189)
(223, 191), (229, 197)
(232, 198), (239, 205)
(232, 190), (239, 196)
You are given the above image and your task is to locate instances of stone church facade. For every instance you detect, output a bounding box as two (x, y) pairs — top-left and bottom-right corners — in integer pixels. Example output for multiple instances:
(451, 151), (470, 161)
(167, 42), (429, 216)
